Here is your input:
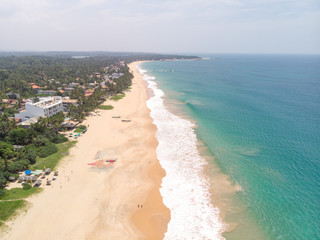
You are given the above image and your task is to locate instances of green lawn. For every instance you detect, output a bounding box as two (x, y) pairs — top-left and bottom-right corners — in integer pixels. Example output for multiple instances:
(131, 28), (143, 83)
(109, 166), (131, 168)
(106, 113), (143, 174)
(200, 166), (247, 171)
(97, 105), (114, 110)
(0, 200), (26, 222)
(110, 93), (125, 101)
(0, 188), (42, 201)
(0, 188), (42, 226)
(31, 141), (76, 170)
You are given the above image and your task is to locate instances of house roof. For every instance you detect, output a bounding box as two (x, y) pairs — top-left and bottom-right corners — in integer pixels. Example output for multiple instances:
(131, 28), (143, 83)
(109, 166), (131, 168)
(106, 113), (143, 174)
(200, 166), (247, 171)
(62, 99), (78, 104)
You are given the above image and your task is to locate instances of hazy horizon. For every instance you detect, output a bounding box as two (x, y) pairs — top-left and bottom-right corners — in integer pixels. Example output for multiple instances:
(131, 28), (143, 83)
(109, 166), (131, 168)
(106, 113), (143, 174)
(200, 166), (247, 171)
(0, 0), (319, 54)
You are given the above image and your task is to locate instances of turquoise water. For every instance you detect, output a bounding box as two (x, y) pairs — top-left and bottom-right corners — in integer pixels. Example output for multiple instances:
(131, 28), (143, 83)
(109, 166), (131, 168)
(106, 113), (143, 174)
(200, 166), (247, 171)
(142, 55), (320, 240)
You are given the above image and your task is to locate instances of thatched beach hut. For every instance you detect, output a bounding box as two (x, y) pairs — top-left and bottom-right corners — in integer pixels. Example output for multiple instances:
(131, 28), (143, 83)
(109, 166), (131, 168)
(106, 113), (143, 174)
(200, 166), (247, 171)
(34, 180), (42, 187)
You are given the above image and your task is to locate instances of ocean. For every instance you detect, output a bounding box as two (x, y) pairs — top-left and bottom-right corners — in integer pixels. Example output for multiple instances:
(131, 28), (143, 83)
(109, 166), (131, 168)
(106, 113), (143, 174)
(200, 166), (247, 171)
(138, 54), (320, 240)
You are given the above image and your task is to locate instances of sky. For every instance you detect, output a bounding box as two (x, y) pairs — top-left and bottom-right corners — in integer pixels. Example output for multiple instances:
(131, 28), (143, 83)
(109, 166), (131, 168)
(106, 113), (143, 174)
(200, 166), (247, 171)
(0, 0), (319, 54)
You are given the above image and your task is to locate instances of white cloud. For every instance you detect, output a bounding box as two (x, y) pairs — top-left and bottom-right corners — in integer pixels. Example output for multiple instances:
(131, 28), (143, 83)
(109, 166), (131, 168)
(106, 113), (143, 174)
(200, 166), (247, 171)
(0, 0), (318, 53)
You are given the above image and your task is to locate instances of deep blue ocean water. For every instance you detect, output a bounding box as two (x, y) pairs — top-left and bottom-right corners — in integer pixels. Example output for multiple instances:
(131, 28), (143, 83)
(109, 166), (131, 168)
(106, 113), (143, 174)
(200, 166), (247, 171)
(142, 55), (320, 240)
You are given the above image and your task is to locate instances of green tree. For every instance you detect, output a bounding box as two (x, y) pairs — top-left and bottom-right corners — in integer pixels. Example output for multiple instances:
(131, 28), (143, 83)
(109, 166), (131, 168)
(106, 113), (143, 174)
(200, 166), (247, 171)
(0, 141), (15, 171)
(8, 128), (36, 145)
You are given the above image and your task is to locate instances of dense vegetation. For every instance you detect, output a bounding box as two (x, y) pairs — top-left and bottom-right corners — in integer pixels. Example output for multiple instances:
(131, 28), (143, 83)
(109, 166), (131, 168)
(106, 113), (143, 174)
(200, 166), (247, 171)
(0, 52), (198, 100)
(0, 112), (67, 192)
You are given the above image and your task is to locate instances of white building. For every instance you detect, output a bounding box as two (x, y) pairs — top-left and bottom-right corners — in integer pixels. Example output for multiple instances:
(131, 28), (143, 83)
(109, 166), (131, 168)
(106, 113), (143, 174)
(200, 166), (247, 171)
(15, 97), (63, 121)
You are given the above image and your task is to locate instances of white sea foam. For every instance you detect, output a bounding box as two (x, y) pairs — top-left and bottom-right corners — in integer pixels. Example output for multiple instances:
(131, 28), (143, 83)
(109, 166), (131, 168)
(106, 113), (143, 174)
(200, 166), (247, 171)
(138, 66), (226, 240)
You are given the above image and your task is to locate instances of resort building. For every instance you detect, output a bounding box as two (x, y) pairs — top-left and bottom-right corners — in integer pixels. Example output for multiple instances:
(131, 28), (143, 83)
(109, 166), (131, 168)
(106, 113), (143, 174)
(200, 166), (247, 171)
(15, 97), (63, 121)
(62, 98), (78, 112)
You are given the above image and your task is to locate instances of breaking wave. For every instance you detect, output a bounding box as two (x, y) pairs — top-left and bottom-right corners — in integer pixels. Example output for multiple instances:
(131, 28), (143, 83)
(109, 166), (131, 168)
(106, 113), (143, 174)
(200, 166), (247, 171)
(138, 66), (226, 240)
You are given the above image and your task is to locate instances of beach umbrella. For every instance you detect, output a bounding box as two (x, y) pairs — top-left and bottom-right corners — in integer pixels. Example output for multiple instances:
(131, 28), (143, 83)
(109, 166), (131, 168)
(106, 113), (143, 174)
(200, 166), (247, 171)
(34, 180), (42, 186)
(18, 176), (26, 181)
(8, 176), (16, 181)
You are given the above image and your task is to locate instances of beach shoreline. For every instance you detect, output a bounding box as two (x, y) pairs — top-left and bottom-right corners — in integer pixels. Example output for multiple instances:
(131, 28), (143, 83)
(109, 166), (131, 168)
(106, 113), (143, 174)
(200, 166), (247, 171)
(129, 61), (170, 240)
(0, 61), (169, 240)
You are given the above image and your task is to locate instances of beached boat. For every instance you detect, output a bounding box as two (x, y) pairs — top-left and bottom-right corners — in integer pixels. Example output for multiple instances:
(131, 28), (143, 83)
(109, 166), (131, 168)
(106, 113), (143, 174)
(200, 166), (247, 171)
(106, 159), (117, 163)
(121, 120), (131, 122)
(112, 116), (121, 118)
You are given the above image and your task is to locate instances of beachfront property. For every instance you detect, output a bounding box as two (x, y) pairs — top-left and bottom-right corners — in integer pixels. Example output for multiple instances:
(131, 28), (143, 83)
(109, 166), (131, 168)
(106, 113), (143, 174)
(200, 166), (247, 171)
(15, 96), (63, 121)
(62, 98), (78, 112)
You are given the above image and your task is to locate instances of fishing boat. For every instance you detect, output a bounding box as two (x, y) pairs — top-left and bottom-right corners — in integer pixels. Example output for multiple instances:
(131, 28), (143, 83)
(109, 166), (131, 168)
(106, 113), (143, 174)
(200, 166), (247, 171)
(106, 159), (117, 163)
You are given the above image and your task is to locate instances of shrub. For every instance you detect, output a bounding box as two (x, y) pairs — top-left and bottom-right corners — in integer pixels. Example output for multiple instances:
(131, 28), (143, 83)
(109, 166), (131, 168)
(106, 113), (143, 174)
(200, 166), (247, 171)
(37, 142), (58, 158)
(50, 134), (68, 144)
(22, 183), (32, 190)
(0, 189), (5, 197)
(25, 149), (37, 164)
(2, 171), (11, 179)
(0, 176), (6, 189)
(34, 136), (49, 147)
(8, 159), (30, 172)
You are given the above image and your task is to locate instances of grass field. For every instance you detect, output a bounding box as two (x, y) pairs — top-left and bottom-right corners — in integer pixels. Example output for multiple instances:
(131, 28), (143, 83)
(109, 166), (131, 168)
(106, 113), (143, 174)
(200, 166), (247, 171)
(0, 200), (26, 223)
(0, 187), (43, 227)
(0, 188), (42, 201)
(110, 93), (125, 101)
(97, 105), (114, 110)
(32, 141), (76, 170)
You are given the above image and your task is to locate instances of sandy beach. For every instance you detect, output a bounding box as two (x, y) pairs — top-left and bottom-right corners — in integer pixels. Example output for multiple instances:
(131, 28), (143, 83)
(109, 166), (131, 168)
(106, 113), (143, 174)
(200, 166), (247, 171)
(0, 61), (170, 240)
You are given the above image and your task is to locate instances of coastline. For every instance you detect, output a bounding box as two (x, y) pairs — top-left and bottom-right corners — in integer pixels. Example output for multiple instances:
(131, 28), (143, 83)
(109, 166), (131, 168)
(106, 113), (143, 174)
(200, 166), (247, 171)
(0, 61), (169, 240)
(129, 61), (170, 239)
